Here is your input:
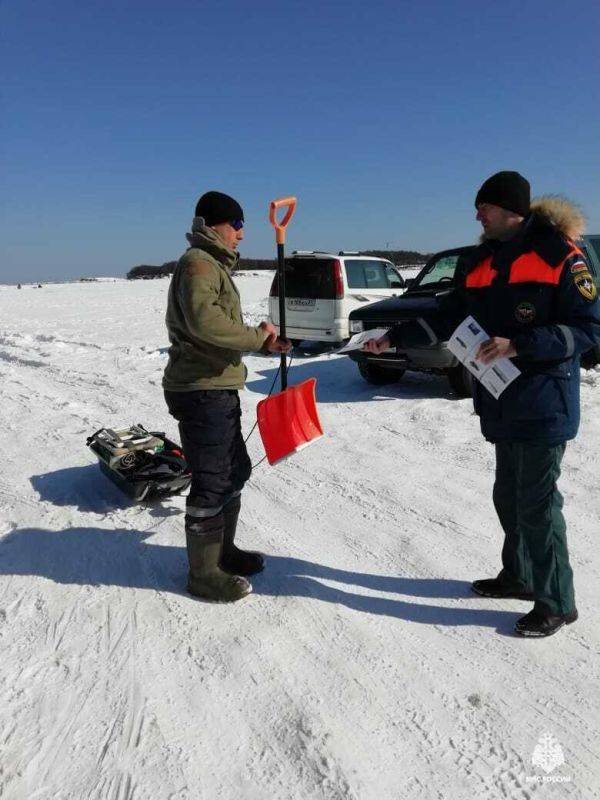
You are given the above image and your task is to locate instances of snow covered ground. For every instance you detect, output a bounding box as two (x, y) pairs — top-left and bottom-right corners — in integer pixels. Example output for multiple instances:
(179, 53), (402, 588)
(1, 272), (599, 799)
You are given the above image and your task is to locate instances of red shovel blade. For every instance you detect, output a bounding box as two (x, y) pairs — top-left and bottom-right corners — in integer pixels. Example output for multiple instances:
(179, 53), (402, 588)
(256, 378), (324, 465)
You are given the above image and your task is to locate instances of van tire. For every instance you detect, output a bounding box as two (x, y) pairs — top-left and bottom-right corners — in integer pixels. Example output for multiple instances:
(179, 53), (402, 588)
(447, 364), (473, 397)
(358, 361), (404, 385)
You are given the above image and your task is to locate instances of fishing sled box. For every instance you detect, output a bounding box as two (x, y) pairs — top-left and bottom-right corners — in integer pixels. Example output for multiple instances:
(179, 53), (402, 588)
(87, 424), (191, 501)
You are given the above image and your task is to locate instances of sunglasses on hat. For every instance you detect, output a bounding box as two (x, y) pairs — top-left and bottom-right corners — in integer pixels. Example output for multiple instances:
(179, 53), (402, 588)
(230, 219), (244, 231)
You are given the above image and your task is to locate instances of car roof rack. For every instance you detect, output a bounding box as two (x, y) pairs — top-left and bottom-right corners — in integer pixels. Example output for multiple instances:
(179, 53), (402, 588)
(290, 250), (337, 257)
(338, 250), (361, 256)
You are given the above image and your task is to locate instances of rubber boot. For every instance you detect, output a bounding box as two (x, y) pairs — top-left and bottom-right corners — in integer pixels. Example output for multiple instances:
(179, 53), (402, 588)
(185, 512), (252, 602)
(220, 495), (265, 577)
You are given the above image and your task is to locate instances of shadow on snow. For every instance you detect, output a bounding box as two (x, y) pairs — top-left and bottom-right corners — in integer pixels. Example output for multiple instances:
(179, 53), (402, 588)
(0, 527), (517, 633)
(30, 464), (131, 513)
(246, 356), (457, 404)
(30, 464), (184, 516)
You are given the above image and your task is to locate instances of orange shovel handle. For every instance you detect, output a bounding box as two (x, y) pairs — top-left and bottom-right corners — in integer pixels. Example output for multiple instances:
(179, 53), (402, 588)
(269, 196), (297, 244)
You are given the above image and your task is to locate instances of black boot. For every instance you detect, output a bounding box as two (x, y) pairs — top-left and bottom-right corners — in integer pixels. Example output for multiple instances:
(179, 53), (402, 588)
(471, 577), (534, 600)
(220, 495), (265, 577)
(514, 607), (578, 637)
(185, 513), (252, 602)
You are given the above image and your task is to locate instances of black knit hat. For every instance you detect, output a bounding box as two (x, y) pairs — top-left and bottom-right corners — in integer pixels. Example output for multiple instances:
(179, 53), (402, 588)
(475, 171), (530, 217)
(194, 191), (244, 226)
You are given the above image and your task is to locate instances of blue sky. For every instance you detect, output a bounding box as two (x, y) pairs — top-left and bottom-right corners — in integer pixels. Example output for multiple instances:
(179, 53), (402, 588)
(1, 0), (599, 282)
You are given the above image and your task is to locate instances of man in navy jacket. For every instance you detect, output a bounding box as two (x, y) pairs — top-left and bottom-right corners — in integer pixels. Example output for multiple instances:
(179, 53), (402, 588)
(366, 172), (600, 636)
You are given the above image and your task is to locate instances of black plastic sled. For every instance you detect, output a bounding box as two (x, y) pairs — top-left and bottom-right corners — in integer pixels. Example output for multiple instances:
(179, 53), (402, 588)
(87, 424), (191, 502)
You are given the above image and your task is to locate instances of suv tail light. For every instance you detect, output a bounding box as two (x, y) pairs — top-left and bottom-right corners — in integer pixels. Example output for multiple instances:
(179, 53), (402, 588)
(332, 259), (344, 299)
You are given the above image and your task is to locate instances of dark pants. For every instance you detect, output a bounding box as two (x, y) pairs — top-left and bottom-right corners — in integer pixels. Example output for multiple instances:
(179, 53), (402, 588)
(493, 441), (575, 616)
(164, 389), (252, 516)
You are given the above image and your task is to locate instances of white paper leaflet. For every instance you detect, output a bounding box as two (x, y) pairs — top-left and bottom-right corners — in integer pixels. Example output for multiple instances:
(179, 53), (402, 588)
(447, 316), (520, 399)
(336, 328), (391, 354)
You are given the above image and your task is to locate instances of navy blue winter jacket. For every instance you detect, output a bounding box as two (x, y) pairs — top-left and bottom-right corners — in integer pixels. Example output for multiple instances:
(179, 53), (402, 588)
(389, 206), (600, 445)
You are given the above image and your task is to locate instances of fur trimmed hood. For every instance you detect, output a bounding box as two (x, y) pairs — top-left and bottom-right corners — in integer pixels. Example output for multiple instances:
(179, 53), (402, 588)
(530, 196), (586, 241)
(477, 195), (586, 246)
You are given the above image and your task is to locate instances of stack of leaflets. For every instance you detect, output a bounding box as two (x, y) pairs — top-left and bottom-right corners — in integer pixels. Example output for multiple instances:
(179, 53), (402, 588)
(448, 316), (520, 399)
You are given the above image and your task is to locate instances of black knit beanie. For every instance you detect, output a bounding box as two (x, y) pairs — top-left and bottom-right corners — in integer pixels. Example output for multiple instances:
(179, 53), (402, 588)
(194, 191), (244, 226)
(475, 171), (530, 217)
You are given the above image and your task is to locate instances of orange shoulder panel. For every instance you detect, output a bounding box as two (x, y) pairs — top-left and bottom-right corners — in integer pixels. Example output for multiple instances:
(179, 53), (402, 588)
(509, 252), (562, 285)
(465, 256), (495, 288)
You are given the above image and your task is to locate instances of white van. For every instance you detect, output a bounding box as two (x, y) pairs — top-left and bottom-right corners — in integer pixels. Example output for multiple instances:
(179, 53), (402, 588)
(268, 251), (406, 344)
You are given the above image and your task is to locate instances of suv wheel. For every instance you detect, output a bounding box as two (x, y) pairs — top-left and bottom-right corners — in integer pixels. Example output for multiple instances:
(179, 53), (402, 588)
(580, 344), (600, 370)
(358, 361), (404, 385)
(447, 364), (473, 397)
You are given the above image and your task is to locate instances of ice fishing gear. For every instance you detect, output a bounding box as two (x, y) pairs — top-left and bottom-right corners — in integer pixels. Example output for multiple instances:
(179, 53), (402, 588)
(87, 424), (191, 501)
(87, 425), (163, 468)
(256, 196), (324, 465)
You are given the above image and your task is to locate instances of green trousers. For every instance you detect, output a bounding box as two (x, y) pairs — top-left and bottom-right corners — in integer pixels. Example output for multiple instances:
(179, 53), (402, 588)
(493, 441), (575, 616)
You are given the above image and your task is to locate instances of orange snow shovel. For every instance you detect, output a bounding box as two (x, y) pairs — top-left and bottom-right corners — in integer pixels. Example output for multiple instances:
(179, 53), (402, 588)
(256, 196), (324, 465)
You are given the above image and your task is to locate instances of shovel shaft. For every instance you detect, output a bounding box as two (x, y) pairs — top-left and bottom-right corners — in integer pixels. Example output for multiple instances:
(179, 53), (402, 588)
(277, 242), (288, 390)
(269, 196), (297, 393)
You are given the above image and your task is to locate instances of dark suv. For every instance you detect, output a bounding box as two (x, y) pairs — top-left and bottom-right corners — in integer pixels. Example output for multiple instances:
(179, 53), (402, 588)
(348, 237), (600, 397)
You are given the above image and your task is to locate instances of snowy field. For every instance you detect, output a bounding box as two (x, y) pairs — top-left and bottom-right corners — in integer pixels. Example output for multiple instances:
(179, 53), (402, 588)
(1, 272), (599, 799)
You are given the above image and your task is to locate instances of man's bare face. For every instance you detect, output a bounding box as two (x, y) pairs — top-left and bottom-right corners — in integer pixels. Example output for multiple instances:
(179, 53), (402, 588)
(476, 203), (521, 240)
(211, 221), (244, 251)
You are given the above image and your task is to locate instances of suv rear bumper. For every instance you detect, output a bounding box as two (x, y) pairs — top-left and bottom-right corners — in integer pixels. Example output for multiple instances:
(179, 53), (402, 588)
(349, 342), (459, 371)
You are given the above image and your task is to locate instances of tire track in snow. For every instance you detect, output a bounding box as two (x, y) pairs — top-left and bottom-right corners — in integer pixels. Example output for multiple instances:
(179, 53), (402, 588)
(36, 681), (95, 786)
(86, 605), (146, 800)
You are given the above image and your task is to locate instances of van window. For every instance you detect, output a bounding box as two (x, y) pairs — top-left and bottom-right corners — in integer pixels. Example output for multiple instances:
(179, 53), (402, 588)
(271, 258), (336, 299)
(345, 260), (390, 289)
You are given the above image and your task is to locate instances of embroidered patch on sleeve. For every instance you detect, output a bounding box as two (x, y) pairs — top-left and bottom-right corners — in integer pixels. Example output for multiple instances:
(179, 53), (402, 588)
(574, 271), (598, 301)
(570, 260), (588, 275)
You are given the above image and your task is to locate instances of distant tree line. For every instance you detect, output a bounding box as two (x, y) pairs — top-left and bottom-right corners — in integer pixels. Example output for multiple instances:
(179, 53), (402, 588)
(127, 262), (178, 280)
(362, 249), (431, 266)
(126, 250), (430, 280)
